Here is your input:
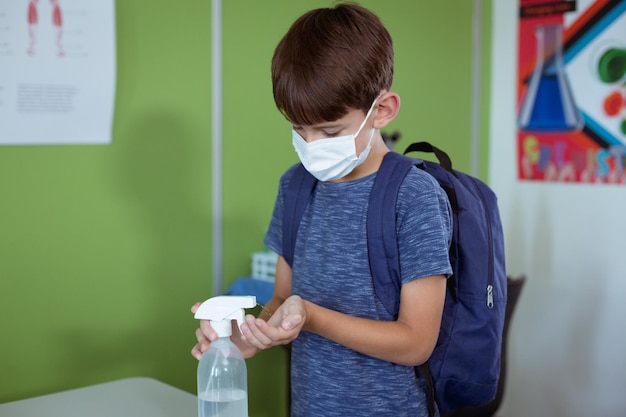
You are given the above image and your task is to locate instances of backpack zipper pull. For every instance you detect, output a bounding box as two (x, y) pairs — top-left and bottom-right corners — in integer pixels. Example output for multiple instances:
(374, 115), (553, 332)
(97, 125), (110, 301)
(487, 285), (494, 309)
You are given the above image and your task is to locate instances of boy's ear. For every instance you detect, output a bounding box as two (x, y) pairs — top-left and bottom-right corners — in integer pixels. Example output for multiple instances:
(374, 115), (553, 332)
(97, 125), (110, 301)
(373, 92), (400, 129)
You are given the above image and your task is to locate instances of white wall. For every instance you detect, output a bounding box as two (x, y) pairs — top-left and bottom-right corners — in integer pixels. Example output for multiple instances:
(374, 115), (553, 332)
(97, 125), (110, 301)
(490, 2), (626, 417)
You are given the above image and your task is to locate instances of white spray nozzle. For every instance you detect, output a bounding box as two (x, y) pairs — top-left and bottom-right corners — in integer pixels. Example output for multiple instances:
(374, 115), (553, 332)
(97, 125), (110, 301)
(194, 295), (257, 337)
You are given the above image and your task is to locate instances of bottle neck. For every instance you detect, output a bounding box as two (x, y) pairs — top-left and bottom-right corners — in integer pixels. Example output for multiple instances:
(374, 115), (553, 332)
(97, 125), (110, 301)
(210, 319), (233, 338)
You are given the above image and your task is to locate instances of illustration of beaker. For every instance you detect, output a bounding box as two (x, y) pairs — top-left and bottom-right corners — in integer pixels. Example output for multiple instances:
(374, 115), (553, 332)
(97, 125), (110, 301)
(518, 24), (583, 132)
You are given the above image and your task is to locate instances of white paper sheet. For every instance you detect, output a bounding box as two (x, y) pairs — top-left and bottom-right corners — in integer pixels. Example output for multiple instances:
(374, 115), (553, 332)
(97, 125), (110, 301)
(0, 0), (116, 145)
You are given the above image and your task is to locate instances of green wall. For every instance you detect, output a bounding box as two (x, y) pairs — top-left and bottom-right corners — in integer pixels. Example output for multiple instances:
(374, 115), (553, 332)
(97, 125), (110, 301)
(0, 1), (491, 416)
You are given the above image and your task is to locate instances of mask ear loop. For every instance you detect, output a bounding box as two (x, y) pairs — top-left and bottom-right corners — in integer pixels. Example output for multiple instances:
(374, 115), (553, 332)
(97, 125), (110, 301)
(354, 98), (379, 137)
(353, 98), (380, 157)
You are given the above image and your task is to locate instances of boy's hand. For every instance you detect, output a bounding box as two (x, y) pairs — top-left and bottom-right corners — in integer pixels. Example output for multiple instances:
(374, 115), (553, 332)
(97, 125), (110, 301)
(240, 295), (305, 350)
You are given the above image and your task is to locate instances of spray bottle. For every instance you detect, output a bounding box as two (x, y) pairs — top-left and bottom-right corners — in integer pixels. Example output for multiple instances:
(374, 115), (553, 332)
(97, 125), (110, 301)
(194, 295), (257, 417)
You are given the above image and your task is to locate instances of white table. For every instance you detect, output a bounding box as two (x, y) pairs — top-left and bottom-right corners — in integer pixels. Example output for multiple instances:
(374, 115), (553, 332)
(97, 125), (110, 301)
(0, 377), (197, 417)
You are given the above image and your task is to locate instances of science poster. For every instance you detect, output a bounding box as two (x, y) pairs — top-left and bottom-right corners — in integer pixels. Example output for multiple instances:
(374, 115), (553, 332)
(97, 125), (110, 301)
(517, 0), (626, 183)
(0, 0), (116, 145)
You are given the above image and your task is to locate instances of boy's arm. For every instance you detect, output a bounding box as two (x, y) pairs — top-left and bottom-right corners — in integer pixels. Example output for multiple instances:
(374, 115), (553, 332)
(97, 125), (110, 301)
(243, 273), (446, 366)
(304, 274), (446, 366)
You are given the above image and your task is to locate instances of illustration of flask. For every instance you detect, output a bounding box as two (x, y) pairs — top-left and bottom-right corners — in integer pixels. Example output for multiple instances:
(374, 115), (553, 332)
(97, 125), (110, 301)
(194, 295), (257, 417)
(518, 24), (583, 132)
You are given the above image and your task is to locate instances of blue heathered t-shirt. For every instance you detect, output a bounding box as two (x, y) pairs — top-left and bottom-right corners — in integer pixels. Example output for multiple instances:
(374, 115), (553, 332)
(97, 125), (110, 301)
(264, 162), (453, 417)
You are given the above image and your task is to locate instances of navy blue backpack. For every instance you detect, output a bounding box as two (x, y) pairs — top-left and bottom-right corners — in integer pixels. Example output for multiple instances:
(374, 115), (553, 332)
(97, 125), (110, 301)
(282, 141), (507, 416)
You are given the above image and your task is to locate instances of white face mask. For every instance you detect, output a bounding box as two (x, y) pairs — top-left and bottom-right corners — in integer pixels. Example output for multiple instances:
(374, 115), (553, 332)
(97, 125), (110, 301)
(292, 100), (377, 182)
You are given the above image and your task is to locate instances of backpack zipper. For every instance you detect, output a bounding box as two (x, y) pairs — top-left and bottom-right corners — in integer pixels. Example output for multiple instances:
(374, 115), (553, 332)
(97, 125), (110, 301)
(469, 177), (495, 309)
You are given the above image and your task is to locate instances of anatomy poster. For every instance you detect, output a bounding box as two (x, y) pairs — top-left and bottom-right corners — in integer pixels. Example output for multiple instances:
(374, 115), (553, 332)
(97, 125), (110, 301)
(517, 0), (626, 184)
(0, 0), (116, 145)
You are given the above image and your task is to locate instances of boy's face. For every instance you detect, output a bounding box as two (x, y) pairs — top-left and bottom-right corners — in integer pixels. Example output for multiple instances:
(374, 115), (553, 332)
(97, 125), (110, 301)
(291, 107), (374, 156)
(290, 100), (380, 182)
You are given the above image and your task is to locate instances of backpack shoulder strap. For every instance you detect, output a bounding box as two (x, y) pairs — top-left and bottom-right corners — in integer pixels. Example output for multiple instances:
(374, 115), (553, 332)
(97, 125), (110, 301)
(282, 163), (317, 267)
(367, 151), (423, 317)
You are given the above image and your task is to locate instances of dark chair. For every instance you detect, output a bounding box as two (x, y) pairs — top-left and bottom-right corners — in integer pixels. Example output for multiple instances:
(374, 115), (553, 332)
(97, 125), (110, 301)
(444, 275), (526, 417)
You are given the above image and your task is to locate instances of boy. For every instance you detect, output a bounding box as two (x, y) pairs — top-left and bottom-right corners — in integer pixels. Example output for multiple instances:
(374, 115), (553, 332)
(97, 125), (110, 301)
(192, 3), (452, 416)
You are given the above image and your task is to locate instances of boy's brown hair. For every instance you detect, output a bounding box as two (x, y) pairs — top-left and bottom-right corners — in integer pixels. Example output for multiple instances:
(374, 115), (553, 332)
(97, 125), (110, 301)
(271, 2), (394, 126)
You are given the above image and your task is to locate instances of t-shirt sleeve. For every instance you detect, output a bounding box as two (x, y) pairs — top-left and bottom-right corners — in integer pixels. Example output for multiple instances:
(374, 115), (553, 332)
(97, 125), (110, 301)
(263, 164), (300, 256)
